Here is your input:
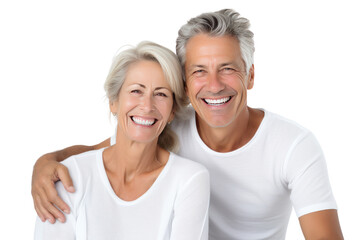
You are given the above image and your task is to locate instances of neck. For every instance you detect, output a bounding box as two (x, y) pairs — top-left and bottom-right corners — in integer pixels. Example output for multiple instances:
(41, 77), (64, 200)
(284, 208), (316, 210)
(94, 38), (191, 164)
(103, 132), (162, 183)
(196, 107), (264, 152)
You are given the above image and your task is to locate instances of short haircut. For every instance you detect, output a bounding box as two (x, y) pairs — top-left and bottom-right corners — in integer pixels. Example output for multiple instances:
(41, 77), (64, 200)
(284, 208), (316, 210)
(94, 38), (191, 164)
(104, 41), (189, 152)
(176, 9), (255, 79)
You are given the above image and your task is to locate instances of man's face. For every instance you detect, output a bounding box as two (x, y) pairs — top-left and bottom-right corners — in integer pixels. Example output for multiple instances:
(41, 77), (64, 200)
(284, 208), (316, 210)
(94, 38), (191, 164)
(184, 34), (254, 128)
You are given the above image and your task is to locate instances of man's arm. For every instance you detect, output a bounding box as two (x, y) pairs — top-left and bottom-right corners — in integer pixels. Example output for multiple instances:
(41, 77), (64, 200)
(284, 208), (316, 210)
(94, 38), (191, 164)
(31, 138), (110, 224)
(299, 209), (343, 239)
(284, 132), (343, 239)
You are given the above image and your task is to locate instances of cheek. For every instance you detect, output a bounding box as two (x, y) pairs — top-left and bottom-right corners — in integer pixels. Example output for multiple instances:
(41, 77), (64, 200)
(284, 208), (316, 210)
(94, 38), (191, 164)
(118, 96), (138, 113)
(223, 74), (247, 91)
(186, 78), (204, 98)
(156, 99), (174, 117)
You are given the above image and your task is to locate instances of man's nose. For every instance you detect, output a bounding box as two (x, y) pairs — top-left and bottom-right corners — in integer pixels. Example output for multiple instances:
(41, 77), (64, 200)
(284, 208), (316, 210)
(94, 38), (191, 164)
(207, 72), (225, 93)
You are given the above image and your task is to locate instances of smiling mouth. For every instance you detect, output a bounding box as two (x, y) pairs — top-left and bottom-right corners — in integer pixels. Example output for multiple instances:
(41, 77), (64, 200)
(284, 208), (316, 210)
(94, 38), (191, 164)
(131, 116), (157, 126)
(203, 97), (231, 106)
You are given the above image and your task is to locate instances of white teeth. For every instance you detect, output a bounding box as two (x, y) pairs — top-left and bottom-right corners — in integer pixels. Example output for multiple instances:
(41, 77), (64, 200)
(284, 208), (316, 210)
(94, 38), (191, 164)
(204, 97), (231, 105)
(132, 117), (155, 126)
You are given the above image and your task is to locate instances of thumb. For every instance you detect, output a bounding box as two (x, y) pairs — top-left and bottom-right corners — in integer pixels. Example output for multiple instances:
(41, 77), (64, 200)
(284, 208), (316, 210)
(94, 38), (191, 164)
(57, 164), (75, 193)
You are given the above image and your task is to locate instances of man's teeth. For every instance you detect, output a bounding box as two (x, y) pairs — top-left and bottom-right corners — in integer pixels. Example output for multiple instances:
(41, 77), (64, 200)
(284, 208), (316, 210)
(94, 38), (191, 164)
(132, 117), (155, 126)
(204, 97), (231, 105)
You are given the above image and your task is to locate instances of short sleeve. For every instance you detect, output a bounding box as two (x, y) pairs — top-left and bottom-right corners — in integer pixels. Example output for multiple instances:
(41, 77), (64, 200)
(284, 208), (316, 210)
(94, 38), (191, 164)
(170, 170), (210, 240)
(284, 132), (337, 217)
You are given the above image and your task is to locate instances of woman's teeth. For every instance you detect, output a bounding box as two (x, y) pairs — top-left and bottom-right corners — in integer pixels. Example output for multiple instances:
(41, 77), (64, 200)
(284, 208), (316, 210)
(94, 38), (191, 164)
(131, 117), (155, 126)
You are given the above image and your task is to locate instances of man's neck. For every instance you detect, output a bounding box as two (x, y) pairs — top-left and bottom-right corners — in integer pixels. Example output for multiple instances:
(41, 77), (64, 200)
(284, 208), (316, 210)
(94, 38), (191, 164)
(196, 107), (264, 152)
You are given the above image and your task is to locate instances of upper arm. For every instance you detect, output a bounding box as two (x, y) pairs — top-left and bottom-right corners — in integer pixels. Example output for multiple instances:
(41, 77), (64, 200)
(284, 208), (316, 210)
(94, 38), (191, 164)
(299, 209), (343, 239)
(170, 170), (210, 240)
(284, 133), (343, 238)
(34, 213), (76, 240)
(93, 138), (111, 150)
(285, 132), (337, 217)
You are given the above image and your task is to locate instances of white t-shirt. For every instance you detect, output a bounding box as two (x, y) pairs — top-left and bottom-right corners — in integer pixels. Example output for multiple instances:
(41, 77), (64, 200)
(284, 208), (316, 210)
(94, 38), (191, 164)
(171, 108), (337, 240)
(34, 149), (210, 240)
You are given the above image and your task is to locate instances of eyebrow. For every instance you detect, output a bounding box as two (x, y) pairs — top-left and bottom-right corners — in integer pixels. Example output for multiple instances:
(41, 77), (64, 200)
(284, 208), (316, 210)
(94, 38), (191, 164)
(154, 87), (172, 91)
(187, 62), (237, 69)
(219, 63), (235, 67)
(133, 83), (146, 88)
(131, 83), (172, 91)
(187, 64), (206, 70)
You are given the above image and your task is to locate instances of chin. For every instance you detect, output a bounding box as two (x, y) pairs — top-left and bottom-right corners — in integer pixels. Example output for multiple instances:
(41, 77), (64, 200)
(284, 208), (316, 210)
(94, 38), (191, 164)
(204, 117), (235, 129)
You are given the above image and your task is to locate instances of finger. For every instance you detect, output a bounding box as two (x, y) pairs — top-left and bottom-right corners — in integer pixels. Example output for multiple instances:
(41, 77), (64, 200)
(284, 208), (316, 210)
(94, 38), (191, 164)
(32, 187), (46, 222)
(52, 194), (71, 215)
(39, 185), (66, 223)
(35, 191), (56, 224)
(33, 196), (46, 222)
(56, 164), (75, 193)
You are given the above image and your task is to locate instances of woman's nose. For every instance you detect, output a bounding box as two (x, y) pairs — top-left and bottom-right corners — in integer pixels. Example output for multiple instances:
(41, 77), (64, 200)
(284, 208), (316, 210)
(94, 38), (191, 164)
(140, 95), (155, 112)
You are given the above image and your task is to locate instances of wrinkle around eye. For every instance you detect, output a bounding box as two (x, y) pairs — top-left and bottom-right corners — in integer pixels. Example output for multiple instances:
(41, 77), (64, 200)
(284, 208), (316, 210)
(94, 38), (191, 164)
(220, 68), (236, 74)
(130, 89), (142, 94)
(192, 70), (206, 77)
(154, 92), (168, 97)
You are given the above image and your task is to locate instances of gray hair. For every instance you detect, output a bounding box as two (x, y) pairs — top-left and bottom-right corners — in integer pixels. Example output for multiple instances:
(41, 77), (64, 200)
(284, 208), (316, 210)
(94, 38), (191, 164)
(104, 41), (189, 152)
(176, 9), (255, 78)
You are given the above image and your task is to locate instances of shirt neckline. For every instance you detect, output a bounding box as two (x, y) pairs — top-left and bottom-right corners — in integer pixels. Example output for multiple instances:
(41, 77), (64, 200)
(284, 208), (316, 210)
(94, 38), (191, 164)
(190, 108), (269, 157)
(96, 148), (174, 206)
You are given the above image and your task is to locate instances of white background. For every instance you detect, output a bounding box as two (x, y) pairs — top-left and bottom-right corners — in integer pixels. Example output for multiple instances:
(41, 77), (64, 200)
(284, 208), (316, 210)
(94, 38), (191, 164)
(1, 0), (359, 239)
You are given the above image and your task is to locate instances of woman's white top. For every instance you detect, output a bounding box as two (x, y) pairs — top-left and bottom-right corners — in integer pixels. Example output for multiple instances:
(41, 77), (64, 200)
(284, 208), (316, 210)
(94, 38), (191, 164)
(34, 149), (210, 240)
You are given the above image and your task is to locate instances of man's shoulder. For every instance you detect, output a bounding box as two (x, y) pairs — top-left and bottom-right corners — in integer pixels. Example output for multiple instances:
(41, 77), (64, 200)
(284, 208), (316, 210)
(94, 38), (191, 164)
(264, 110), (310, 138)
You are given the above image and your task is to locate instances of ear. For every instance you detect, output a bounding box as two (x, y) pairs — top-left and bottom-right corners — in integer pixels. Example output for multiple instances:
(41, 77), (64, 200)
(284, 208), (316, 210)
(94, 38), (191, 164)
(168, 110), (175, 123)
(109, 101), (118, 115)
(247, 64), (255, 90)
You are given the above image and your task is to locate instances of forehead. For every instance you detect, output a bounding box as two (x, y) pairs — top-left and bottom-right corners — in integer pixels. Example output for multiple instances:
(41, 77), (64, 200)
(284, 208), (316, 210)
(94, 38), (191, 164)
(185, 34), (242, 66)
(124, 60), (169, 87)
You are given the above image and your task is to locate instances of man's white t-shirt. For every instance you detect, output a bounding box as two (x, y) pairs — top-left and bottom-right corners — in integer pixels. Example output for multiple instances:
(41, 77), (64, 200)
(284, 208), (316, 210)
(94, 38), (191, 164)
(172, 108), (337, 239)
(34, 149), (210, 240)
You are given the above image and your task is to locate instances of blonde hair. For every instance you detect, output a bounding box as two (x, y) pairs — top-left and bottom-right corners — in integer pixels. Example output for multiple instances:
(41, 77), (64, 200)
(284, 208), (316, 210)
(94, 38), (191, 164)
(104, 41), (189, 152)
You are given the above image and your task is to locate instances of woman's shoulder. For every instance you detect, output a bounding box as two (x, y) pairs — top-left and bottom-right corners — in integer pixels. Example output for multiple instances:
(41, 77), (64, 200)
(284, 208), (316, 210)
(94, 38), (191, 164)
(168, 152), (209, 180)
(62, 149), (100, 169)
(166, 153), (210, 200)
(60, 149), (103, 187)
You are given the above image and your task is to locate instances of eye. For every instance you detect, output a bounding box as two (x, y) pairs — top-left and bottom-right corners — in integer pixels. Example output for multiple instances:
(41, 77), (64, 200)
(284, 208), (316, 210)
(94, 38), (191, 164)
(221, 67), (235, 73)
(130, 89), (141, 94)
(193, 69), (206, 77)
(155, 92), (168, 97)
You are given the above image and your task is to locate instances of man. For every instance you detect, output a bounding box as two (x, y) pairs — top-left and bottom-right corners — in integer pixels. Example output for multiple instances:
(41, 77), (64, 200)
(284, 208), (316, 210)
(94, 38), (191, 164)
(32, 9), (343, 239)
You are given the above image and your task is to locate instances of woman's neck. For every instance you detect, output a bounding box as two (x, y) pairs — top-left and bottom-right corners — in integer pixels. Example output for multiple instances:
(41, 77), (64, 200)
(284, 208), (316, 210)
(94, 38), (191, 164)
(103, 136), (161, 183)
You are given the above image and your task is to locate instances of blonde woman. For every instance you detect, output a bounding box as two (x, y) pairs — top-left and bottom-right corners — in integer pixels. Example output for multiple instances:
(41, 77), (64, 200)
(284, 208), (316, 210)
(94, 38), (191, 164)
(34, 41), (210, 240)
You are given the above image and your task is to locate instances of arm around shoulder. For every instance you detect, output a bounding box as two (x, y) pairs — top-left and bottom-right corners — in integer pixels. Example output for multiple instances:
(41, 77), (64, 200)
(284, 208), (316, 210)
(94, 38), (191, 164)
(34, 156), (83, 240)
(31, 138), (110, 223)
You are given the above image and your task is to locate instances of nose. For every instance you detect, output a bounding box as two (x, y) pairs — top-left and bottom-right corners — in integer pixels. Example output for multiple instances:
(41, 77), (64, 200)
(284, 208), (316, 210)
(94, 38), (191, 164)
(207, 72), (225, 93)
(140, 94), (155, 112)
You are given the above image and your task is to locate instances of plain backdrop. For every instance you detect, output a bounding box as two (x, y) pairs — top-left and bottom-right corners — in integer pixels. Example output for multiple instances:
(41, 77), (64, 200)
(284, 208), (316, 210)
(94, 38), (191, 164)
(1, 0), (359, 239)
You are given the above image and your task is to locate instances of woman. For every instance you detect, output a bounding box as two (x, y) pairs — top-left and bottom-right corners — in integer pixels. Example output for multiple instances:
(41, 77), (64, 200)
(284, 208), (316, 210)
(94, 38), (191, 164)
(34, 41), (210, 239)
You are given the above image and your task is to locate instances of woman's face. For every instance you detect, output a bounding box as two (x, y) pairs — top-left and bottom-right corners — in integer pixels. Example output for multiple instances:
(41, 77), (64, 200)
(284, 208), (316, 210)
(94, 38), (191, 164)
(111, 60), (174, 144)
